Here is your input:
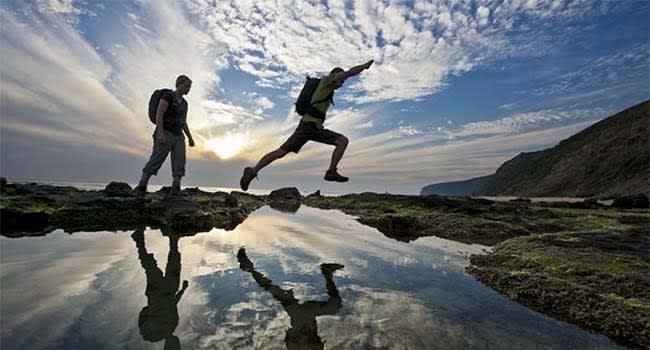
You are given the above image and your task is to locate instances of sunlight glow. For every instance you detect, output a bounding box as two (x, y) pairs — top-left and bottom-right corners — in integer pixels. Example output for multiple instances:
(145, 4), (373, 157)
(206, 133), (246, 159)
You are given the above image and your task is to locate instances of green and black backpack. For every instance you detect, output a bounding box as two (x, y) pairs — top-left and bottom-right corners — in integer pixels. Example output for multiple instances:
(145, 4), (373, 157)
(295, 77), (334, 120)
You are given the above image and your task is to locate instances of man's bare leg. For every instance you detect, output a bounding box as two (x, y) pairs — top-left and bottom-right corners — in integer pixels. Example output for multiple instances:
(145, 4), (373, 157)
(240, 148), (288, 191)
(254, 148), (288, 173)
(325, 136), (349, 182)
(328, 136), (348, 171)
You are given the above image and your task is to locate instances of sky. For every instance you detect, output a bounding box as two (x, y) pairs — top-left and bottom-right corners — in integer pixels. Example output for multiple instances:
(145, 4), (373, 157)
(1, 0), (648, 194)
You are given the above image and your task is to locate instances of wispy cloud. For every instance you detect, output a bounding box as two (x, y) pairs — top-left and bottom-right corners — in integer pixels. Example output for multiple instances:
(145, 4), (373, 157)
(184, 0), (607, 104)
(1, 0), (228, 160)
(446, 107), (606, 138)
(531, 44), (650, 97)
(36, 0), (81, 15)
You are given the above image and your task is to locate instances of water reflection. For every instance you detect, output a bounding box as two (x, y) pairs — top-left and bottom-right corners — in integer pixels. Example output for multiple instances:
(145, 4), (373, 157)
(237, 247), (343, 350)
(0, 206), (627, 350)
(132, 227), (188, 350)
(269, 200), (301, 214)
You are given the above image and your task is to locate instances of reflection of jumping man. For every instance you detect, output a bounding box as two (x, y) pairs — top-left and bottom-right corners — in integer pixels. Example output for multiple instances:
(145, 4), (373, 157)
(131, 228), (188, 350)
(237, 247), (344, 350)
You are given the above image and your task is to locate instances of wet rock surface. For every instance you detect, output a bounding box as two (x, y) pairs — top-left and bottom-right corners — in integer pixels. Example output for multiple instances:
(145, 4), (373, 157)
(467, 223), (650, 349)
(0, 181), (266, 236)
(302, 193), (622, 245)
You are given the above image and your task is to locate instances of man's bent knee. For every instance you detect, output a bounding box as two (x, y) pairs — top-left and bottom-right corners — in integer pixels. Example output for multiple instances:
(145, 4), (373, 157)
(336, 136), (349, 147)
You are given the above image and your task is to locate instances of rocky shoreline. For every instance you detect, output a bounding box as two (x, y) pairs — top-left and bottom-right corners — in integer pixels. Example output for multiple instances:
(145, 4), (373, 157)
(1, 180), (648, 348)
(0, 180), (266, 236)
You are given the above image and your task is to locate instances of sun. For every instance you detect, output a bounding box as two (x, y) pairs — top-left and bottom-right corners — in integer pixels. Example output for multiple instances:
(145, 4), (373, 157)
(206, 133), (246, 159)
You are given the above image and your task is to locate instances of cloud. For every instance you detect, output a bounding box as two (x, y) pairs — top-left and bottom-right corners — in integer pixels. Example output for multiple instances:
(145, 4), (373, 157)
(353, 121), (374, 130)
(1, 1), (228, 161)
(254, 96), (275, 110)
(184, 0), (607, 104)
(0, 8), (144, 155)
(476, 5), (490, 26)
(37, 0), (81, 14)
(531, 44), (650, 97)
(446, 107), (606, 138)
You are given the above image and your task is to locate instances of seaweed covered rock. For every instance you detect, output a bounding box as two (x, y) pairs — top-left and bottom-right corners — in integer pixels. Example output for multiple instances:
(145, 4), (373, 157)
(0, 181), (266, 236)
(269, 187), (301, 201)
(104, 182), (132, 197)
(467, 230), (650, 349)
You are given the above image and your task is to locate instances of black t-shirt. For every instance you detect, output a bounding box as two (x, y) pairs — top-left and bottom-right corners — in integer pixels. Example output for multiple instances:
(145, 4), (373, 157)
(161, 91), (188, 135)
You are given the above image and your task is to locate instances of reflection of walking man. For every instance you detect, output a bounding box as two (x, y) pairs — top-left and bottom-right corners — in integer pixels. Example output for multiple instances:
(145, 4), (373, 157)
(131, 228), (188, 350)
(237, 247), (344, 350)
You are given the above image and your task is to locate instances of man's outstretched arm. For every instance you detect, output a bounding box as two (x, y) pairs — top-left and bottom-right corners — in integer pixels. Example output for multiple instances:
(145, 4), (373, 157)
(335, 59), (374, 83)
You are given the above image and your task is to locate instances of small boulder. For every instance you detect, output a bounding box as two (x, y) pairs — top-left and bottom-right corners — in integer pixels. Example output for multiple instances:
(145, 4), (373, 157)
(104, 182), (132, 197)
(269, 187), (301, 201)
(612, 194), (649, 209)
(307, 190), (322, 198)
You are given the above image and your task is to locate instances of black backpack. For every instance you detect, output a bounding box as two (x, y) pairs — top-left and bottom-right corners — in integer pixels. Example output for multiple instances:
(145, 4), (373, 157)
(295, 77), (334, 120)
(148, 88), (172, 124)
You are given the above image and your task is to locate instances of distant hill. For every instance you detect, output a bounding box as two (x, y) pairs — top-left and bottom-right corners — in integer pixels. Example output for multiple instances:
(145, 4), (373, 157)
(420, 175), (491, 196)
(421, 100), (650, 198)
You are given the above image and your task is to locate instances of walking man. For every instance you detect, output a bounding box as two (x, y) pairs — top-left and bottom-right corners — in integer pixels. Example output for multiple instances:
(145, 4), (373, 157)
(239, 60), (374, 191)
(133, 75), (195, 197)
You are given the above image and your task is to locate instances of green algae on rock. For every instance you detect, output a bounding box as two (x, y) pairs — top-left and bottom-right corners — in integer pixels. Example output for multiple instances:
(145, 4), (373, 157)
(467, 223), (650, 350)
(0, 181), (265, 236)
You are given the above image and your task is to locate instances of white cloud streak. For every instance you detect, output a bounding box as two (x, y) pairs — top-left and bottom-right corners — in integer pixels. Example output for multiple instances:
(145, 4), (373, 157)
(1, 1), (229, 160)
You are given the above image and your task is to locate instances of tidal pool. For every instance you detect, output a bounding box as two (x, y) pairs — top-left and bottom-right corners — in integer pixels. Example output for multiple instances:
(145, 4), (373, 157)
(0, 205), (625, 349)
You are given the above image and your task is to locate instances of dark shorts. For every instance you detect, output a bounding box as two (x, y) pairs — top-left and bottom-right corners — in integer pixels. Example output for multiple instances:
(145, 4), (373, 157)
(280, 121), (343, 153)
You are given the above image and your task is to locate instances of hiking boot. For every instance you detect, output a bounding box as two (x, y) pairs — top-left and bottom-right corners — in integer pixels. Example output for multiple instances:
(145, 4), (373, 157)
(169, 185), (183, 196)
(132, 185), (147, 198)
(240, 167), (258, 191)
(321, 263), (345, 275)
(237, 247), (255, 272)
(324, 169), (349, 182)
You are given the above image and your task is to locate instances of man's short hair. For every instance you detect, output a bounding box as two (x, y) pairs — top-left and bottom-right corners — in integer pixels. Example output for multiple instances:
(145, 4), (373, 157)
(330, 67), (344, 75)
(176, 75), (192, 87)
